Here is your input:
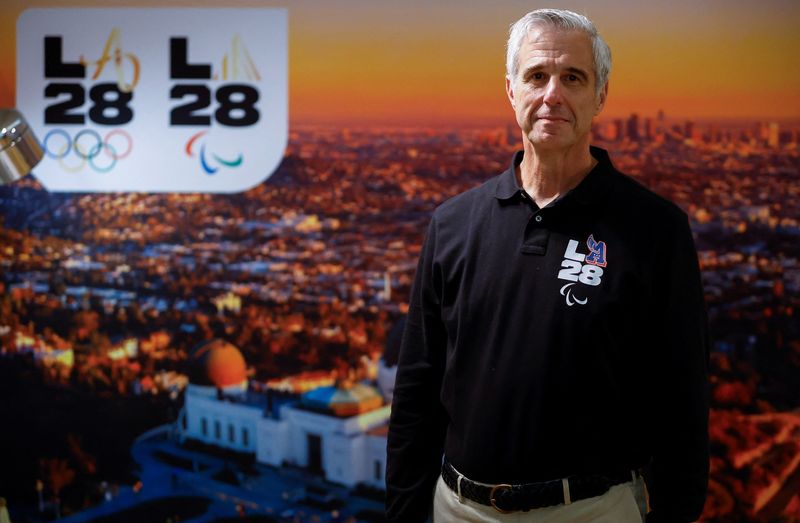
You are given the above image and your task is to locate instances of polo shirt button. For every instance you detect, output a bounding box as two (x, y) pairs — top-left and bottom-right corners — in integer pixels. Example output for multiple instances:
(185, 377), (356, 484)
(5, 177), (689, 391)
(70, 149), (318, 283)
(535, 215), (543, 223)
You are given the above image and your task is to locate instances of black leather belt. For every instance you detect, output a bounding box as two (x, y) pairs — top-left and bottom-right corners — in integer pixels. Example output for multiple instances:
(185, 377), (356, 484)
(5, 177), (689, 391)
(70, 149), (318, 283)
(441, 459), (640, 513)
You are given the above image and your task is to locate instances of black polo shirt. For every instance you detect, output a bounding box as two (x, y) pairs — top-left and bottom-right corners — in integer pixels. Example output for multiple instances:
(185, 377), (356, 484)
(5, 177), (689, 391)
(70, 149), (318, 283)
(386, 147), (709, 523)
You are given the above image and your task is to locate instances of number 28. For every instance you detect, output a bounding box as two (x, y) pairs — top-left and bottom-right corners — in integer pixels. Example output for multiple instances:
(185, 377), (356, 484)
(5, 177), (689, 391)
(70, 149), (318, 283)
(170, 84), (259, 127)
(558, 260), (603, 286)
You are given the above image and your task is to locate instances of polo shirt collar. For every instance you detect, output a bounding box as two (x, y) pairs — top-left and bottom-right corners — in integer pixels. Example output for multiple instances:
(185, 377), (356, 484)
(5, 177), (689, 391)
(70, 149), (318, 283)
(494, 150), (525, 200)
(494, 146), (615, 206)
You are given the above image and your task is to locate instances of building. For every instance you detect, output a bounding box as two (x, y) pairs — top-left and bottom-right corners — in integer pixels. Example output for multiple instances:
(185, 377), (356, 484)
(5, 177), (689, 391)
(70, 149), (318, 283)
(626, 113), (640, 141)
(177, 339), (396, 490)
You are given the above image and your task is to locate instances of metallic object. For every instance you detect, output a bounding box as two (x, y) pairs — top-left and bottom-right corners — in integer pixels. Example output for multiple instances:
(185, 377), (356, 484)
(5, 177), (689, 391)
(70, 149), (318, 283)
(0, 109), (43, 184)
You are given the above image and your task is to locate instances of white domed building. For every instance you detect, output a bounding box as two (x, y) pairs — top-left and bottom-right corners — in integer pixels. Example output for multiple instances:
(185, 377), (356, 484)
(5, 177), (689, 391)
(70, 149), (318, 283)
(177, 339), (391, 489)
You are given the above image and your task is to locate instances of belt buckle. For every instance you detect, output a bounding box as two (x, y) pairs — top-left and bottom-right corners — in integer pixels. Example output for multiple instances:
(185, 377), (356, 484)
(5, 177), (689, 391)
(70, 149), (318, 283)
(489, 483), (515, 514)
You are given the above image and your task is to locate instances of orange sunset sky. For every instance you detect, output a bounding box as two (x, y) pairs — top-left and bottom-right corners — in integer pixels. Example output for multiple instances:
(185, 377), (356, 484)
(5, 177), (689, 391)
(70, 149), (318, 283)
(1, 0), (799, 126)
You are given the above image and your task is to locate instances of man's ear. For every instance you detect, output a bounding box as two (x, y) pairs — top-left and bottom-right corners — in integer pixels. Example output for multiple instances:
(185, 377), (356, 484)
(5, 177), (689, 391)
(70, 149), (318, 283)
(506, 75), (516, 110)
(595, 81), (608, 115)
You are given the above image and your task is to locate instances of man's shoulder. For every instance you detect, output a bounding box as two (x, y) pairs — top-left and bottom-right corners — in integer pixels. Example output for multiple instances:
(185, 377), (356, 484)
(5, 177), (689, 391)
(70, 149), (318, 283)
(432, 174), (500, 223)
(605, 166), (688, 225)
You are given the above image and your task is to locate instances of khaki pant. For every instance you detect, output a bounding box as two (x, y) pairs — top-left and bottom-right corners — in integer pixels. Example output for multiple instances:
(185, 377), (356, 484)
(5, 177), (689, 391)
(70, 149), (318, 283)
(433, 473), (648, 523)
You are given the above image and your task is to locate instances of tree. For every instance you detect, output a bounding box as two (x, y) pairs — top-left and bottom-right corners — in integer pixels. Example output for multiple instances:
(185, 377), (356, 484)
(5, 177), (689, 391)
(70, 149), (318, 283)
(40, 458), (75, 519)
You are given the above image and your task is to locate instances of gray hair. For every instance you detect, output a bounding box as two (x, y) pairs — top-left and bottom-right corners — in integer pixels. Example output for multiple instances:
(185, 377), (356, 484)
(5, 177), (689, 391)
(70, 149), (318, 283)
(506, 9), (611, 95)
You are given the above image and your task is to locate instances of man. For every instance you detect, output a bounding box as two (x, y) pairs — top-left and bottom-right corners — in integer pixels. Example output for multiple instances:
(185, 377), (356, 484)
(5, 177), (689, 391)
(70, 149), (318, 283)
(386, 8), (709, 523)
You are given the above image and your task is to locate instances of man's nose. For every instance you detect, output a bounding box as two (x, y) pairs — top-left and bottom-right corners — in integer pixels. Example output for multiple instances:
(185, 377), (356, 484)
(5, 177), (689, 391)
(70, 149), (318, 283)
(543, 77), (563, 105)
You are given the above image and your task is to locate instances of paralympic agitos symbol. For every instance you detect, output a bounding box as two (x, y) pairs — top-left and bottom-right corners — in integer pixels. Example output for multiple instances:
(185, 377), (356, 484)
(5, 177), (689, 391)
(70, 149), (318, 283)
(185, 131), (244, 175)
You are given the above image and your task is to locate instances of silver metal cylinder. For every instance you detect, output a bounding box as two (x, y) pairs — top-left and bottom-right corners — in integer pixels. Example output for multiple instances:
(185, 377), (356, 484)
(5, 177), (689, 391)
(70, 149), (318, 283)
(0, 109), (43, 185)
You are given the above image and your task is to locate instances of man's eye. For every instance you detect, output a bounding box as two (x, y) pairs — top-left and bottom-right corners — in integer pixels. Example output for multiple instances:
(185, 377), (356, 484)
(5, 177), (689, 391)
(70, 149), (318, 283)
(566, 74), (579, 82)
(532, 72), (544, 81)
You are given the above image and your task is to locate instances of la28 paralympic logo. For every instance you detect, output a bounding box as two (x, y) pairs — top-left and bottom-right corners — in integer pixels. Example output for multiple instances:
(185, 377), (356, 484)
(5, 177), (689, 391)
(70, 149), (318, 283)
(41, 30), (260, 175)
(169, 35), (261, 175)
(557, 234), (607, 307)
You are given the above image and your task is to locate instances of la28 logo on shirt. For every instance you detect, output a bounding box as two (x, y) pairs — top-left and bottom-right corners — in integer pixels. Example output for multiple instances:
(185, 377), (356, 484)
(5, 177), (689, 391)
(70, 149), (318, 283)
(557, 234), (607, 306)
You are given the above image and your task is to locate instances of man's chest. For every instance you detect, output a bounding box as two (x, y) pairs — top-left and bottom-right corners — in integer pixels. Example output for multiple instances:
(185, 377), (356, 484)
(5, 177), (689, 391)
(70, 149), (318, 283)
(436, 207), (652, 325)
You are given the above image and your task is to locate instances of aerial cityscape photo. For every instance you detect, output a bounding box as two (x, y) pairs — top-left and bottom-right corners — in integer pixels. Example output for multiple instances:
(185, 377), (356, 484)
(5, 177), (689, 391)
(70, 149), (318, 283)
(1, 1), (799, 522)
(1, 116), (799, 522)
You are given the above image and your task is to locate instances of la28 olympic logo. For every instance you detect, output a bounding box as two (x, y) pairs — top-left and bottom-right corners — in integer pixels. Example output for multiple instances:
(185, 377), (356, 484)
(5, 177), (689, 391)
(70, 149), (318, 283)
(42, 29), (137, 176)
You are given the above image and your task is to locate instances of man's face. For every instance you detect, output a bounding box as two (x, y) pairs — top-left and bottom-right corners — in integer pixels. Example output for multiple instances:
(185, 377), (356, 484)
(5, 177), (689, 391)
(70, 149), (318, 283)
(506, 27), (607, 151)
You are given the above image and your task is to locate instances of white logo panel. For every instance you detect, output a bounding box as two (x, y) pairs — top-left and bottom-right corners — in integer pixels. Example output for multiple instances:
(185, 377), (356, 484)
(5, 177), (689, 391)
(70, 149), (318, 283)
(17, 8), (288, 193)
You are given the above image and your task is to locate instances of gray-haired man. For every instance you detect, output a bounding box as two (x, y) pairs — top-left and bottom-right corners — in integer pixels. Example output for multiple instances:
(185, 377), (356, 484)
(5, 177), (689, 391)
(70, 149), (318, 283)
(386, 8), (709, 523)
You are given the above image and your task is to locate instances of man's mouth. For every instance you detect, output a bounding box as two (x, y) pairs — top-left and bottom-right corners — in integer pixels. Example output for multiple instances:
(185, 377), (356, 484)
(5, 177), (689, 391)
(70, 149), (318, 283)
(536, 115), (570, 122)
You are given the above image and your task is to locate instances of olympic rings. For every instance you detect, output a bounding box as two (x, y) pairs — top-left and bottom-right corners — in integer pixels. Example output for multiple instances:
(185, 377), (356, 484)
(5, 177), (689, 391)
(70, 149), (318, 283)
(74, 129), (103, 159)
(89, 143), (117, 173)
(59, 153), (86, 173)
(42, 129), (71, 159)
(41, 128), (132, 174)
(104, 130), (132, 159)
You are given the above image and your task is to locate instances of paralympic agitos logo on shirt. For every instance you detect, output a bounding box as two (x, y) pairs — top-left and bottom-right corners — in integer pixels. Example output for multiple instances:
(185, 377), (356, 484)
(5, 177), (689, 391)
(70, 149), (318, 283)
(557, 234), (607, 306)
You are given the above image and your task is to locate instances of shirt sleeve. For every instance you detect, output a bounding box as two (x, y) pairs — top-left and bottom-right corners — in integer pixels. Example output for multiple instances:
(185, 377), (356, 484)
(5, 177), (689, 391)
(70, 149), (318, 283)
(386, 216), (449, 523)
(646, 214), (710, 522)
